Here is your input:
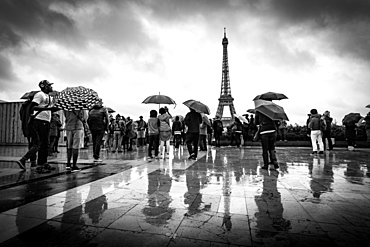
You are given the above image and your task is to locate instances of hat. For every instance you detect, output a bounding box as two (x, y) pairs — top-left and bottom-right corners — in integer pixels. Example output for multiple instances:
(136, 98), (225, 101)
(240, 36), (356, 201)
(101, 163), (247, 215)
(38, 80), (53, 88)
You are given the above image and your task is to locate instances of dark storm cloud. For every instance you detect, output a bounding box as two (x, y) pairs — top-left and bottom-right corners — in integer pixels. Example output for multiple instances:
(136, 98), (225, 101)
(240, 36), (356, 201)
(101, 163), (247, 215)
(0, 55), (19, 91)
(0, 0), (85, 50)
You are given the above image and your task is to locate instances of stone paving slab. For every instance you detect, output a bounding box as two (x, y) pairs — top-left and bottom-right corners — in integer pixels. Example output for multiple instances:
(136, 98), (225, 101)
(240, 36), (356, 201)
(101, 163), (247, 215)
(0, 145), (369, 246)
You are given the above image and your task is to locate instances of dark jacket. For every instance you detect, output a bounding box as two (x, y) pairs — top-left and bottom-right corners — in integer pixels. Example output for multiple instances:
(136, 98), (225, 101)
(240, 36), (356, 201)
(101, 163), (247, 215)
(87, 105), (109, 131)
(184, 110), (202, 133)
(212, 119), (224, 135)
(255, 112), (278, 133)
(172, 120), (183, 134)
(323, 115), (333, 132)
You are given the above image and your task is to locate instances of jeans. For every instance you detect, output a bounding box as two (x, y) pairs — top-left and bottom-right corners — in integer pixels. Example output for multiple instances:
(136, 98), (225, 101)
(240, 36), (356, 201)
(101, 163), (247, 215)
(199, 134), (207, 151)
(214, 133), (221, 147)
(91, 130), (105, 159)
(260, 132), (277, 166)
(310, 130), (324, 151)
(186, 132), (200, 157)
(148, 134), (159, 157)
(113, 131), (123, 151)
(23, 119), (50, 166)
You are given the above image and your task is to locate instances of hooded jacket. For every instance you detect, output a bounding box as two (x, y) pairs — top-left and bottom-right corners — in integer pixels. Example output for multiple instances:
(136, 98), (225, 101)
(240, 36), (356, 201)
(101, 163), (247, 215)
(308, 114), (321, 131)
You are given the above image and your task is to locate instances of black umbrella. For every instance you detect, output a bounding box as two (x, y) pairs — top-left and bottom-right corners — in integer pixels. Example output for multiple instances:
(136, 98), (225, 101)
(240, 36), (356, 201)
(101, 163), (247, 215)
(342, 113), (362, 126)
(183, 99), (210, 115)
(253, 92), (288, 101)
(142, 94), (176, 105)
(255, 103), (289, 121)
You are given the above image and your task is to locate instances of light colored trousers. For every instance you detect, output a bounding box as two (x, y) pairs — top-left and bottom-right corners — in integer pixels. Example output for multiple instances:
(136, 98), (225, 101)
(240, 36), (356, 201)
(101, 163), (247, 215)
(310, 130), (324, 151)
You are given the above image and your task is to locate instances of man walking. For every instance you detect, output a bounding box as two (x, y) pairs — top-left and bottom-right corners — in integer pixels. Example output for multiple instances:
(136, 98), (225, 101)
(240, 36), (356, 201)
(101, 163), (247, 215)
(184, 108), (202, 160)
(88, 99), (109, 162)
(17, 80), (59, 172)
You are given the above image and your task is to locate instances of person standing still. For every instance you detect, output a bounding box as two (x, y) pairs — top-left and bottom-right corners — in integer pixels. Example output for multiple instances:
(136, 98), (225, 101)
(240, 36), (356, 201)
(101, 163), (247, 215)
(184, 108), (202, 160)
(49, 112), (62, 156)
(212, 116), (224, 148)
(147, 110), (160, 159)
(87, 100), (109, 162)
(158, 107), (172, 158)
(136, 116), (147, 147)
(172, 116), (183, 150)
(322, 111), (333, 150)
(64, 110), (86, 171)
(308, 109), (324, 155)
(17, 80), (59, 172)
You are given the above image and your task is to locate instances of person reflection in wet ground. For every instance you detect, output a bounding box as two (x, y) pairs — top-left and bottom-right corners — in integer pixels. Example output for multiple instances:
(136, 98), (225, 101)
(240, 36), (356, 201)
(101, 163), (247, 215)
(184, 169), (202, 216)
(143, 169), (174, 225)
(308, 157), (334, 198)
(255, 170), (291, 236)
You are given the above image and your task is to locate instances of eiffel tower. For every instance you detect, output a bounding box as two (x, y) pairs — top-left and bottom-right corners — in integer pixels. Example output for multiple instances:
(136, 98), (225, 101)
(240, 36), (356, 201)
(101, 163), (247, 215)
(216, 28), (236, 125)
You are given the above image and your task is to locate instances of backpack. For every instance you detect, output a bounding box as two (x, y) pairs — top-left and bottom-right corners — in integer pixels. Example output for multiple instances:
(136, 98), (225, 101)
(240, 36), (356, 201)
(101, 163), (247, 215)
(19, 91), (39, 137)
(320, 118), (327, 132)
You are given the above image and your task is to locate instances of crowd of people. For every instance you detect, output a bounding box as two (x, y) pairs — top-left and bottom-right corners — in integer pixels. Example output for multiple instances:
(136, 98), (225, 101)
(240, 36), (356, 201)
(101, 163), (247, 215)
(16, 80), (370, 173)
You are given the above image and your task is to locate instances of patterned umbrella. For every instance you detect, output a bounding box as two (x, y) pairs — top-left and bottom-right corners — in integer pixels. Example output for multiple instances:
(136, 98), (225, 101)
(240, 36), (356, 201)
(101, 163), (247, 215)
(54, 86), (100, 111)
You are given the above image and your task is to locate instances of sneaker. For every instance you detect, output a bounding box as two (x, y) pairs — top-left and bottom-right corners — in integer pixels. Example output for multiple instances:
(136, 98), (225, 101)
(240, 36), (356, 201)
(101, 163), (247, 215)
(43, 163), (56, 170)
(30, 161), (37, 169)
(154, 156), (160, 159)
(71, 166), (81, 172)
(274, 164), (279, 169)
(311, 151), (318, 155)
(16, 159), (26, 170)
(188, 153), (195, 160)
(93, 158), (103, 162)
(66, 165), (71, 170)
(318, 151), (324, 154)
(147, 156), (153, 161)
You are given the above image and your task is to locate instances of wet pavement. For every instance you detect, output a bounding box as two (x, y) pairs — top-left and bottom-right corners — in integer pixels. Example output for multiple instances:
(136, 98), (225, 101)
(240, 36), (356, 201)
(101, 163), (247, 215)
(0, 144), (369, 246)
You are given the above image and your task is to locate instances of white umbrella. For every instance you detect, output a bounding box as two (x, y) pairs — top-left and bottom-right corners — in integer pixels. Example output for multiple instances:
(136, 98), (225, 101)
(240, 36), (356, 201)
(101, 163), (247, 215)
(234, 113), (249, 124)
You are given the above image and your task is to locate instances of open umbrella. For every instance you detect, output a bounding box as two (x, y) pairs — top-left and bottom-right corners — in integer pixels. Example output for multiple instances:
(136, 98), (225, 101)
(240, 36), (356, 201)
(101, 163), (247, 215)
(366, 104), (370, 108)
(183, 99), (210, 115)
(201, 113), (211, 126)
(172, 115), (184, 122)
(342, 113), (362, 126)
(234, 113), (249, 124)
(142, 94), (176, 105)
(106, 107), (115, 113)
(54, 86), (100, 111)
(253, 92), (288, 101)
(21, 90), (58, 99)
(255, 103), (289, 121)
(247, 109), (256, 114)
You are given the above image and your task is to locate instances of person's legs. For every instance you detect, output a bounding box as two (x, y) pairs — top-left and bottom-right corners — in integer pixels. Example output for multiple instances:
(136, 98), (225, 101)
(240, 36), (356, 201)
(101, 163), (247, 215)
(260, 134), (269, 168)
(148, 135), (154, 157)
(91, 130), (98, 159)
(154, 135), (159, 157)
(94, 130), (104, 160)
(310, 131), (319, 152)
(267, 132), (278, 167)
(166, 140), (170, 155)
(192, 133), (200, 158)
(53, 134), (60, 152)
(112, 131), (119, 152)
(49, 136), (56, 155)
(37, 121), (50, 166)
(235, 133), (241, 148)
(317, 132), (324, 152)
(186, 133), (194, 156)
(71, 129), (83, 171)
(160, 140), (165, 155)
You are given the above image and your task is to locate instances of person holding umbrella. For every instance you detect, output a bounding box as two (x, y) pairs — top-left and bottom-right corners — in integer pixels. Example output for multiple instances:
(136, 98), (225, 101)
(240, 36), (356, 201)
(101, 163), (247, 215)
(184, 108), (202, 160)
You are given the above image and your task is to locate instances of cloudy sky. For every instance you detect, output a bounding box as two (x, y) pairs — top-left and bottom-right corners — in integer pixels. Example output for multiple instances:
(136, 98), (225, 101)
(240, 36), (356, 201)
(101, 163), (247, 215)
(1, 0), (370, 125)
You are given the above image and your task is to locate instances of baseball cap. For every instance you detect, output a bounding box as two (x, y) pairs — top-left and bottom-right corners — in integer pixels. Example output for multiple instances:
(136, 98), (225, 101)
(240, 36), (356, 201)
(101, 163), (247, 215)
(39, 80), (53, 88)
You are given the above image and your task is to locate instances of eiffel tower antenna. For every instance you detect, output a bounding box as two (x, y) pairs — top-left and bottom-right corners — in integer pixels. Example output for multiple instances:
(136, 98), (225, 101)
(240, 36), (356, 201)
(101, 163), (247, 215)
(216, 27), (236, 125)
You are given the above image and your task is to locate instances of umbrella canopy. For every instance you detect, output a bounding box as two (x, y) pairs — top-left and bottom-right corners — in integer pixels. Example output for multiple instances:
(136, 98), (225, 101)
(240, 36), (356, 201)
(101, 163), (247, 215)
(366, 104), (370, 108)
(201, 113), (211, 126)
(247, 109), (256, 114)
(255, 103), (289, 121)
(106, 107), (115, 113)
(54, 86), (100, 111)
(253, 92), (288, 101)
(342, 113), (363, 126)
(21, 90), (58, 99)
(234, 113), (249, 124)
(183, 99), (210, 115)
(142, 94), (176, 105)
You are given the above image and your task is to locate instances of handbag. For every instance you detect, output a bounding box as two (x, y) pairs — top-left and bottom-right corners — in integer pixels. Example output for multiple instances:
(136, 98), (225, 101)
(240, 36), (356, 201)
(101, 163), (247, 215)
(253, 126), (261, 142)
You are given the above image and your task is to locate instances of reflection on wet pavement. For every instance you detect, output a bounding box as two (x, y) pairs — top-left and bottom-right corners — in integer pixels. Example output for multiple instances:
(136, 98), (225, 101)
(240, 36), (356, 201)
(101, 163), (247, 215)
(0, 145), (369, 246)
